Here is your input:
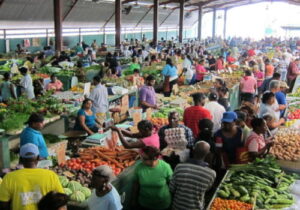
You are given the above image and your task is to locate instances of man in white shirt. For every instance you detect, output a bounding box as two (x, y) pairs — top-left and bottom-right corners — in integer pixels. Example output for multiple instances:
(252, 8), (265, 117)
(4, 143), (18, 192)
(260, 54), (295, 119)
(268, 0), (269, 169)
(88, 76), (109, 121)
(204, 92), (225, 133)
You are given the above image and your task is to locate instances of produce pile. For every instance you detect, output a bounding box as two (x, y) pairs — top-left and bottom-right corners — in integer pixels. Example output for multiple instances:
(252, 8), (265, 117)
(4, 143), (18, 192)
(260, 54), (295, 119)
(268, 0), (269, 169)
(216, 156), (298, 209)
(58, 176), (91, 203)
(288, 88), (300, 97)
(152, 106), (184, 119)
(288, 104), (300, 120)
(270, 128), (300, 161)
(62, 146), (138, 175)
(210, 198), (253, 210)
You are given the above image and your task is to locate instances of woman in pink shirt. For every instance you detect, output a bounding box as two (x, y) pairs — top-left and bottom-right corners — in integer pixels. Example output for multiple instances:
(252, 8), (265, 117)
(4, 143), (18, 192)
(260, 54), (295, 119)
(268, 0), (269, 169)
(245, 118), (273, 161)
(253, 65), (264, 89)
(111, 120), (160, 149)
(195, 59), (207, 82)
(46, 74), (63, 92)
(240, 70), (257, 103)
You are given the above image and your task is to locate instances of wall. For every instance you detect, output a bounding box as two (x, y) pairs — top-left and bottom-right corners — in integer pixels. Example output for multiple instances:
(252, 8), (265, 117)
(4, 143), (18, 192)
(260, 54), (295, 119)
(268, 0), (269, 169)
(0, 29), (195, 54)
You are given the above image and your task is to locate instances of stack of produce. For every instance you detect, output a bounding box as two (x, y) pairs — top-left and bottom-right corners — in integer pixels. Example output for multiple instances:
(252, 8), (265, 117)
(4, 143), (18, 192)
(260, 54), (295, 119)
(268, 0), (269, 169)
(270, 128), (300, 161)
(210, 198), (253, 210)
(288, 88), (300, 97)
(58, 176), (91, 203)
(288, 104), (300, 119)
(62, 146), (138, 175)
(215, 156), (298, 209)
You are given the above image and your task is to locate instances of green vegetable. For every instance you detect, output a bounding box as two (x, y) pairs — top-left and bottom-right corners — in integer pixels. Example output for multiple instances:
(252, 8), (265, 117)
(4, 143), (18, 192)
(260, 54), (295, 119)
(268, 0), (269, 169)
(240, 195), (250, 202)
(64, 188), (72, 196)
(218, 190), (229, 198)
(58, 176), (69, 188)
(238, 186), (248, 195)
(229, 189), (240, 198)
(81, 187), (91, 199)
(70, 191), (86, 202)
(67, 181), (82, 193)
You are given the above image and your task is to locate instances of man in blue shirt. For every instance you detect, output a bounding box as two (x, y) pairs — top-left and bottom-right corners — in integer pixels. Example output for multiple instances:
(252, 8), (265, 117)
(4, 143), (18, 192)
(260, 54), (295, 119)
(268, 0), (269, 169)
(20, 113), (48, 159)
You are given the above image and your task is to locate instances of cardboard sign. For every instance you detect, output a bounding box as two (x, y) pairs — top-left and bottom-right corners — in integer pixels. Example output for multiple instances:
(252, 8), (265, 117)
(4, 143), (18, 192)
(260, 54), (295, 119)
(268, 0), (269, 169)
(146, 108), (152, 120)
(133, 111), (142, 126)
(83, 82), (91, 96)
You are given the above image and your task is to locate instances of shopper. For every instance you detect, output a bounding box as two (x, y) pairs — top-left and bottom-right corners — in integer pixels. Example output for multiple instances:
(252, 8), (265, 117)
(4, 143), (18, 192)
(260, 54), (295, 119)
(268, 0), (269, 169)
(20, 67), (35, 99)
(162, 58), (178, 97)
(214, 112), (243, 167)
(46, 74), (63, 92)
(182, 55), (194, 85)
(217, 86), (230, 111)
(20, 113), (48, 159)
(38, 191), (68, 210)
(132, 146), (173, 210)
(170, 141), (216, 210)
(139, 75), (157, 111)
(74, 99), (103, 135)
(259, 92), (285, 135)
(87, 165), (122, 210)
(269, 80), (287, 118)
(88, 75), (109, 123)
(0, 143), (63, 210)
(0, 72), (17, 103)
(128, 57), (141, 72)
(184, 93), (212, 138)
(195, 59), (207, 83)
(287, 58), (300, 91)
(239, 70), (257, 103)
(235, 111), (251, 143)
(260, 72), (281, 93)
(245, 118), (274, 162)
(204, 92), (226, 133)
(158, 111), (194, 151)
(111, 120), (159, 150)
(264, 59), (275, 79)
(253, 65), (264, 90)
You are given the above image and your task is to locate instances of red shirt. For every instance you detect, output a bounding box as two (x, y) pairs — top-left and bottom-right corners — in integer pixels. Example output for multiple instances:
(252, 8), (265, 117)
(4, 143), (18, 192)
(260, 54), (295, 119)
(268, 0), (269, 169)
(183, 106), (212, 138)
(215, 59), (224, 70)
(195, 64), (207, 81)
(247, 49), (256, 57)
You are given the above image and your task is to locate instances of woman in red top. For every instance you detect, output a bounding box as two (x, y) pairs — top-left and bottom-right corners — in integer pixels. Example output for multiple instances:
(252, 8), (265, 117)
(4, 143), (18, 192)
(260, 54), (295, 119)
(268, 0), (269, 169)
(195, 59), (207, 83)
(264, 59), (274, 79)
(215, 56), (225, 72)
(245, 118), (274, 161)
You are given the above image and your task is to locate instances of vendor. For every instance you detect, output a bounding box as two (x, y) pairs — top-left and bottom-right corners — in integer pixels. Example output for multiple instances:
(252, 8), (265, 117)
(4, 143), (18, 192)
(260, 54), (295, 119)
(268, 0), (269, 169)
(158, 111), (194, 151)
(75, 61), (85, 82)
(162, 58), (178, 97)
(245, 118), (274, 162)
(131, 69), (144, 88)
(132, 146), (173, 210)
(195, 59), (208, 83)
(20, 113), (48, 159)
(74, 99), (102, 135)
(139, 75), (158, 111)
(87, 165), (122, 210)
(111, 120), (159, 149)
(0, 72), (17, 103)
(89, 76), (109, 123)
(20, 67), (35, 99)
(128, 57), (141, 72)
(46, 74), (63, 92)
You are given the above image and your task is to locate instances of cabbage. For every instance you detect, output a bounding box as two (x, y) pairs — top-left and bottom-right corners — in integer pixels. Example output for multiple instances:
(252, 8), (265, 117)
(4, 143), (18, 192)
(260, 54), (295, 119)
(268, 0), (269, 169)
(70, 191), (86, 202)
(58, 176), (69, 188)
(67, 181), (82, 193)
(64, 188), (72, 196)
(81, 187), (91, 199)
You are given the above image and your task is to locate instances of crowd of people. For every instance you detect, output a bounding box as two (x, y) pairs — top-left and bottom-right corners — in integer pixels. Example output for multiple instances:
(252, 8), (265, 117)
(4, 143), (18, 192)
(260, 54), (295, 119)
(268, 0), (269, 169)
(1, 36), (300, 210)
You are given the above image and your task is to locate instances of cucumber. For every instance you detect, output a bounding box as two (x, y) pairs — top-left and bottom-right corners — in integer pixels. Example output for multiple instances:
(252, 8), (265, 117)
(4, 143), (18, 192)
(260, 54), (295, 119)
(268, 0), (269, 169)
(240, 194), (250, 202)
(238, 186), (248, 195)
(218, 190), (230, 198)
(230, 189), (241, 198)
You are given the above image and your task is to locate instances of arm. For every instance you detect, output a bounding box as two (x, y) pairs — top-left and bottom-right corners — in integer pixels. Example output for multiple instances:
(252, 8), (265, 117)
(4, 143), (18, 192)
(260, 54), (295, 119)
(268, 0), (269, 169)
(112, 127), (145, 149)
(266, 118), (285, 129)
(10, 84), (17, 99)
(119, 129), (144, 138)
(79, 115), (94, 135)
(140, 101), (157, 109)
(248, 142), (274, 161)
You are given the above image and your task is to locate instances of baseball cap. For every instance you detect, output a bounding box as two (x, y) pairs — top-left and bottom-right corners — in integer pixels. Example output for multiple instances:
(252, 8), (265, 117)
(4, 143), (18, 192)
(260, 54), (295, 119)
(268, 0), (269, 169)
(25, 113), (44, 125)
(93, 165), (116, 181)
(222, 111), (238, 123)
(280, 81), (289, 89)
(20, 143), (39, 158)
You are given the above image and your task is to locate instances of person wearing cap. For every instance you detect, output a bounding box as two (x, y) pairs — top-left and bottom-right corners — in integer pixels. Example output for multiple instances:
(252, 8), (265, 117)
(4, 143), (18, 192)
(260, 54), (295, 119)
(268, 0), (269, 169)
(87, 165), (122, 210)
(139, 75), (158, 112)
(184, 93), (212, 138)
(20, 113), (48, 159)
(204, 92), (226, 133)
(214, 112), (243, 168)
(0, 143), (63, 210)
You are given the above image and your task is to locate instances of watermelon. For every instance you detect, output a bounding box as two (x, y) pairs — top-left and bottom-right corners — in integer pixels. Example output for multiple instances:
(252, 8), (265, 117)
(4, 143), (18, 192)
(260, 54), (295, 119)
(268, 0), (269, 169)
(81, 187), (91, 199)
(64, 188), (72, 196)
(58, 176), (69, 188)
(70, 191), (86, 202)
(67, 181), (82, 193)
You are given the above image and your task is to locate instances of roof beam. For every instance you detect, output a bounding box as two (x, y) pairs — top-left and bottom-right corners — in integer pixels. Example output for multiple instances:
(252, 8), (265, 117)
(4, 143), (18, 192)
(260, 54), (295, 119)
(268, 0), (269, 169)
(160, 0), (178, 6)
(63, 0), (79, 21)
(102, 12), (115, 28)
(160, 9), (175, 26)
(135, 7), (152, 27)
(122, 0), (137, 4)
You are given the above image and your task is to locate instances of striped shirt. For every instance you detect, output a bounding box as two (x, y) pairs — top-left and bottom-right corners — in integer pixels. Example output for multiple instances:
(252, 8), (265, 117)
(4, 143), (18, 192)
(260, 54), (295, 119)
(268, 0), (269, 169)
(169, 160), (216, 210)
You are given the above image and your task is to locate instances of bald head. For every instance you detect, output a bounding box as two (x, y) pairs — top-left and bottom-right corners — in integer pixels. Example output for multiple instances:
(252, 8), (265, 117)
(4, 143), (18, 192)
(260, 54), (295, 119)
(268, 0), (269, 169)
(193, 141), (210, 160)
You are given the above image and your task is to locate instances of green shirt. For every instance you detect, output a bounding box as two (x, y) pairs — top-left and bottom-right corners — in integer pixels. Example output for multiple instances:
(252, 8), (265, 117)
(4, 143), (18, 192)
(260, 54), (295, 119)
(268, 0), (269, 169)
(129, 63), (141, 71)
(134, 160), (173, 210)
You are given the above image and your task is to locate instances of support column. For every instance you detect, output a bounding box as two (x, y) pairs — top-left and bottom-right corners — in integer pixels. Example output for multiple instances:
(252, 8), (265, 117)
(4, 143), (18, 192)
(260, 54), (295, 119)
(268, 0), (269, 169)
(46, 29), (50, 46)
(153, 0), (159, 45)
(4, 29), (10, 53)
(53, 0), (63, 51)
(179, 0), (184, 43)
(212, 7), (216, 39)
(197, 6), (202, 41)
(79, 28), (83, 44)
(223, 8), (227, 39)
(115, 0), (121, 49)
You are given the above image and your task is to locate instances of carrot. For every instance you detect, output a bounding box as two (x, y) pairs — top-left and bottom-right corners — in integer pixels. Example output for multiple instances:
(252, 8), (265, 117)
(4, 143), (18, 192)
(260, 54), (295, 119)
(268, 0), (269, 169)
(96, 151), (124, 169)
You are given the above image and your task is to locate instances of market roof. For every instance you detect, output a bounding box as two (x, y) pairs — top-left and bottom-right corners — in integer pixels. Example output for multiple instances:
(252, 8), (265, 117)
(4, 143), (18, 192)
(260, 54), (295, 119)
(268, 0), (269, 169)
(0, 0), (300, 29)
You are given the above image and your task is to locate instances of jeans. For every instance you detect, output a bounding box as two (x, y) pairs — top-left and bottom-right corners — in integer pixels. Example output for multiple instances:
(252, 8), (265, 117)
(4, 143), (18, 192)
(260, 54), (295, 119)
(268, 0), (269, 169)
(280, 70), (287, 81)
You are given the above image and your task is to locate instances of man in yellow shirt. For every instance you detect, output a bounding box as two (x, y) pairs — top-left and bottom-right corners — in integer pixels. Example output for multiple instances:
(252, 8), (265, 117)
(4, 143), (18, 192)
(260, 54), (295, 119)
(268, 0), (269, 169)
(0, 143), (64, 210)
